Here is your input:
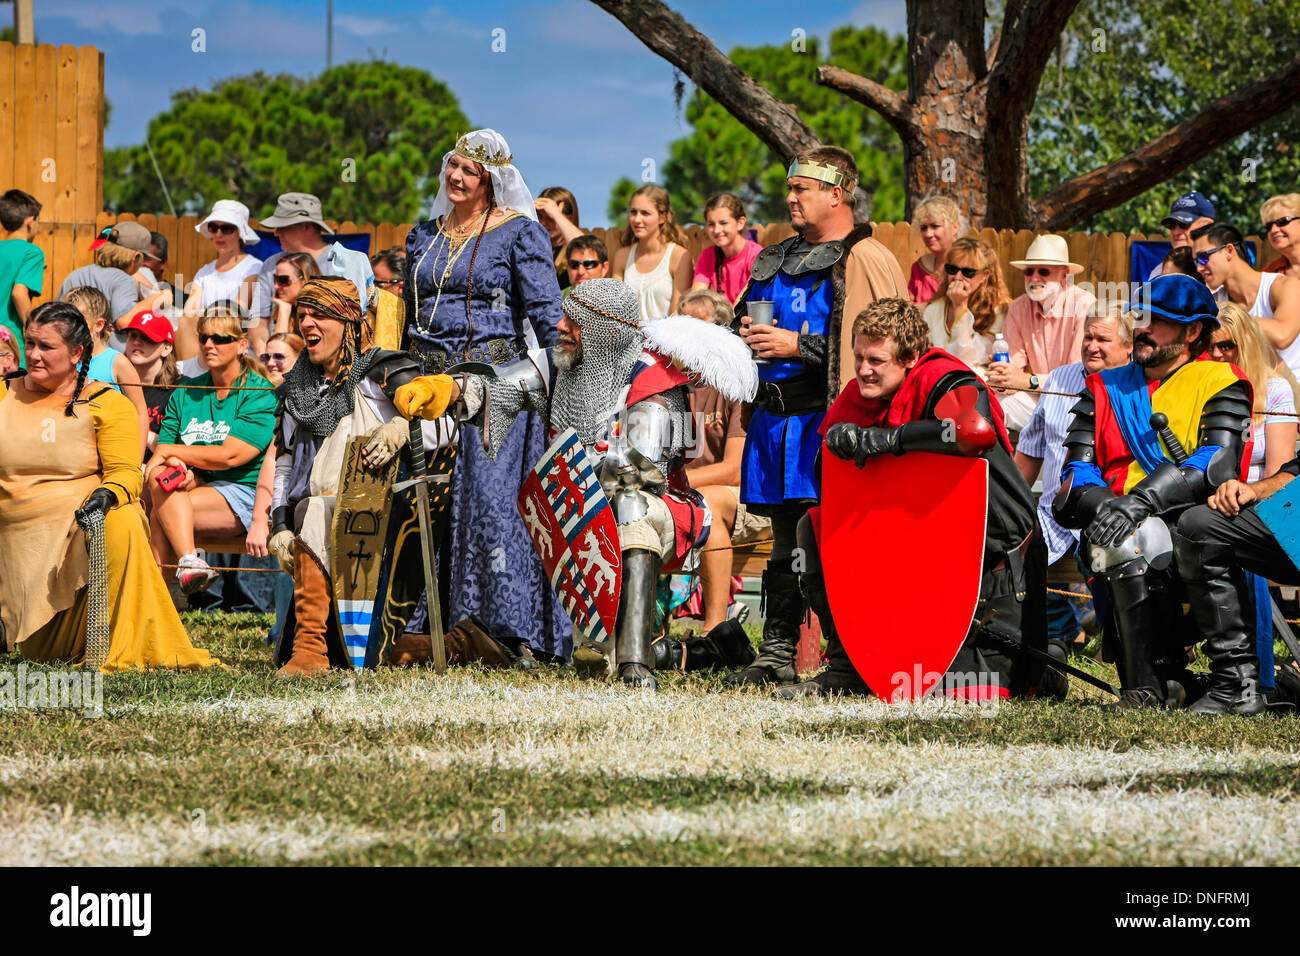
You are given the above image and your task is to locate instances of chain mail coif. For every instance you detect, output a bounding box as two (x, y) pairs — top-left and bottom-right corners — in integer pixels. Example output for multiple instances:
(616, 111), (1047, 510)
(550, 278), (646, 446)
(281, 345), (379, 439)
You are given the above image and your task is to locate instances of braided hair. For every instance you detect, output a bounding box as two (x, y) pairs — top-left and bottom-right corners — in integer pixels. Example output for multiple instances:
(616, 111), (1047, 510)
(27, 301), (94, 416)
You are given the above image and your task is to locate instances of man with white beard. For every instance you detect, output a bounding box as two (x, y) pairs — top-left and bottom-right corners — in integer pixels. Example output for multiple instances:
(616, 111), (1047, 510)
(987, 235), (1097, 431)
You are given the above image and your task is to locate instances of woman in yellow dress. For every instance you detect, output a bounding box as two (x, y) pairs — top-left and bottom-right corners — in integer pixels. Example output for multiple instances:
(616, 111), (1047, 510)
(0, 301), (220, 671)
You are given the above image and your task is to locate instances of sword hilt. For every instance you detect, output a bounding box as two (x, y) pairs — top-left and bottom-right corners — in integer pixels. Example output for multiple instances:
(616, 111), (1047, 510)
(1149, 412), (1188, 466)
(408, 418), (427, 476)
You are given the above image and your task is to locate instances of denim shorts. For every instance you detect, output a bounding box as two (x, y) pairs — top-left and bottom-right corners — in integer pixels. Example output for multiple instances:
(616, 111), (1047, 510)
(208, 479), (257, 532)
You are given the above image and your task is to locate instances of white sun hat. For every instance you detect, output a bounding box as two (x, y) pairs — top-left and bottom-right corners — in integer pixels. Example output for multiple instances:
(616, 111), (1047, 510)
(1009, 234), (1084, 275)
(195, 199), (260, 244)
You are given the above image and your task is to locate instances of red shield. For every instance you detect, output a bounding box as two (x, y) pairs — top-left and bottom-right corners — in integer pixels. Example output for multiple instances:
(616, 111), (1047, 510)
(518, 428), (621, 647)
(822, 452), (988, 700)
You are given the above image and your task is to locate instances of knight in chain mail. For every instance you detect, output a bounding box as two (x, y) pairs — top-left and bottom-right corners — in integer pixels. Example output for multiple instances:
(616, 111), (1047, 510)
(726, 145), (907, 688)
(399, 278), (756, 688)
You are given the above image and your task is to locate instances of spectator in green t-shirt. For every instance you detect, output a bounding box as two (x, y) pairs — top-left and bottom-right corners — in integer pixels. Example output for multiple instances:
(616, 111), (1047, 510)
(0, 189), (45, 366)
(146, 302), (277, 594)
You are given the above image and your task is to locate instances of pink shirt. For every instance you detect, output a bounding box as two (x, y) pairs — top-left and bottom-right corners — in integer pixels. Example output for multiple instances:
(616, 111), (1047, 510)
(909, 259), (942, 304)
(693, 240), (762, 304)
(1002, 285), (1096, 376)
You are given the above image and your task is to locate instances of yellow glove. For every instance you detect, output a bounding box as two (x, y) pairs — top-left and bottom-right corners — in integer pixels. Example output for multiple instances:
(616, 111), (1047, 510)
(393, 375), (455, 421)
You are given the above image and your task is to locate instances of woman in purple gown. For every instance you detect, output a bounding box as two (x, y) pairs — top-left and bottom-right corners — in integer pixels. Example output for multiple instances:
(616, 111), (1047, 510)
(404, 128), (572, 659)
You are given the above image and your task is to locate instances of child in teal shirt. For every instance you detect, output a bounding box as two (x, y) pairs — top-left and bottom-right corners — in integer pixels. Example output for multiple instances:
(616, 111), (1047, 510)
(0, 189), (45, 365)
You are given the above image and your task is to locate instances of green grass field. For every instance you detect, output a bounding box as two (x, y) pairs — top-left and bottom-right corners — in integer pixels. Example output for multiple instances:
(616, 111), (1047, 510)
(3, 612), (1299, 866)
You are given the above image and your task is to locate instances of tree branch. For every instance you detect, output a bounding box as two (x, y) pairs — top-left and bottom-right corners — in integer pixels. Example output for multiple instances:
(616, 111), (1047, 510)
(816, 65), (917, 146)
(984, 0), (1031, 71)
(1032, 55), (1300, 230)
(588, 0), (823, 162)
(986, 0), (1082, 118)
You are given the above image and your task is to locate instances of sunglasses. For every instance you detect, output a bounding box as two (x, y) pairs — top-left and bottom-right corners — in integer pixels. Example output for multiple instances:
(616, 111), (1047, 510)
(569, 259), (604, 270)
(1264, 215), (1299, 232)
(207, 222), (238, 236)
(273, 274), (299, 286)
(375, 278), (402, 287)
(1209, 339), (1238, 353)
(1195, 245), (1229, 266)
(260, 352), (290, 364)
(944, 264), (979, 278)
(1022, 267), (1055, 278)
(198, 333), (240, 345)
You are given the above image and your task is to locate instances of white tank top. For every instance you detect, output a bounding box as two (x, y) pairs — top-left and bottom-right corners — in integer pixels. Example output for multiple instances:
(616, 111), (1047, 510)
(624, 241), (677, 320)
(1255, 271), (1300, 379)
(1250, 271), (1279, 319)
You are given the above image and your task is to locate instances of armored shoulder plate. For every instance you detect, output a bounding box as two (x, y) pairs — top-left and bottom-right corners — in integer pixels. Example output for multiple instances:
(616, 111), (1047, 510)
(1062, 391), (1098, 463)
(749, 237), (799, 283)
(786, 239), (846, 276)
(366, 349), (423, 396)
(1198, 380), (1253, 447)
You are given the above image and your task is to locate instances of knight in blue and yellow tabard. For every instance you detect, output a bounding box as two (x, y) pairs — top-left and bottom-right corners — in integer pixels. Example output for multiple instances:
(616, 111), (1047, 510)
(724, 146), (907, 688)
(1054, 275), (1253, 710)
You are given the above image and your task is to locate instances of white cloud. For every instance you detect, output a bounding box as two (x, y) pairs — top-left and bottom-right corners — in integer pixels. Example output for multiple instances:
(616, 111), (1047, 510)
(37, 0), (180, 36)
(334, 14), (399, 38)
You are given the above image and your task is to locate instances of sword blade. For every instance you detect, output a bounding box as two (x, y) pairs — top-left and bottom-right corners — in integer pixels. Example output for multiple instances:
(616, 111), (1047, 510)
(408, 419), (446, 671)
(414, 481), (446, 671)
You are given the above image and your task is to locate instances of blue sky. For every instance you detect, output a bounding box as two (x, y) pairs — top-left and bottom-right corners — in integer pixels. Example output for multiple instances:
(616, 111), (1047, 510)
(34, 0), (907, 226)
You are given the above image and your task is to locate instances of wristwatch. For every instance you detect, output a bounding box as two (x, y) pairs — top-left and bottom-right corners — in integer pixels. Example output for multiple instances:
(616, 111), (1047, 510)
(1028, 374), (1040, 390)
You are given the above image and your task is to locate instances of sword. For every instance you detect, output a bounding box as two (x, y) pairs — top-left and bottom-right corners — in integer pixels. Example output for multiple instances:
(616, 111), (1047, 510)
(406, 419), (447, 671)
(976, 611), (1120, 697)
(1149, 413), (1189, 466)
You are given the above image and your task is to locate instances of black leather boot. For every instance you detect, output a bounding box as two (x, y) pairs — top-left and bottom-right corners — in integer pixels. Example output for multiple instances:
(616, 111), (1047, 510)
(777, 571), (871, 698)
(723, 557), (801, 687)
(1102, 560), (1171, 710)
(615, 548), (661, 690)
(653, 619), (755, 672)
(1173, 533), (1264, 716)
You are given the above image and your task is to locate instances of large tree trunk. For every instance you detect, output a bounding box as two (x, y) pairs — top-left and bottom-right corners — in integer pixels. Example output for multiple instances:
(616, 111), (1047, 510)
(903, 0), (990, 224)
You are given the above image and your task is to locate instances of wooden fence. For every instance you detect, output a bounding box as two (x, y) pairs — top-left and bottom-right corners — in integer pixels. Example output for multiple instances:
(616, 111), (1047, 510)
(80, 212), (1280, 305)
(0, 41), (104, 304)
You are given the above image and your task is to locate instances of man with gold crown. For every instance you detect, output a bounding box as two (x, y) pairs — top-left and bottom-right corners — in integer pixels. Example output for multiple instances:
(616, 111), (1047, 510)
(724, 145), (907, 689)
(1054, 274), (1254, 710)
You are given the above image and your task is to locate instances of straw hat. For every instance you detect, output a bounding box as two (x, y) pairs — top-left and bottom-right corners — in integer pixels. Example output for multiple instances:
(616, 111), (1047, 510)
(1009, 234), (1084, 275)
(195, 199), (260, 244)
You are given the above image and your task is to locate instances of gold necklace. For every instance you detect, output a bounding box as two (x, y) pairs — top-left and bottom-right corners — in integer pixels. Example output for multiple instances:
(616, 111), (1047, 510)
(413, 214), (484, 332)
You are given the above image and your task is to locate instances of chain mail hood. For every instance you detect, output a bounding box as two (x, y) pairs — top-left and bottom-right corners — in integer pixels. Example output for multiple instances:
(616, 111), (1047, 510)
(550, 278), (646, 445)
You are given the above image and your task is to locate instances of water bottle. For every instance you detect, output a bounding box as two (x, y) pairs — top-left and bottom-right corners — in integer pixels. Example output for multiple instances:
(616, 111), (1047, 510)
(992, 333), (1009, 365)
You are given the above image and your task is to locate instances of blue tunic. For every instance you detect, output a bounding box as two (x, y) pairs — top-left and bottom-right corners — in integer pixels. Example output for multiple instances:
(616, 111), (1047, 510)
(405, 214), (572, 657)
(739, 266), (834, 506)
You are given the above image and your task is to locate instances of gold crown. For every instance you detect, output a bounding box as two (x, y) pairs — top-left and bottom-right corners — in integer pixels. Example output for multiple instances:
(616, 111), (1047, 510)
(455, 135), (514, 167)
(787, 159), (854, 191)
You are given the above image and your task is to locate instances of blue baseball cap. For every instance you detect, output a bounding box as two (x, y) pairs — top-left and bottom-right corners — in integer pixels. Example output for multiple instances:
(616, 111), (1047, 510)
(1161, 191), (1215, 228)
(1125, 274), (1219, 330)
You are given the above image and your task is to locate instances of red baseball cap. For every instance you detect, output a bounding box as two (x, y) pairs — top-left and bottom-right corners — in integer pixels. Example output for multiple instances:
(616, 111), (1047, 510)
(123, 310), (174, 344)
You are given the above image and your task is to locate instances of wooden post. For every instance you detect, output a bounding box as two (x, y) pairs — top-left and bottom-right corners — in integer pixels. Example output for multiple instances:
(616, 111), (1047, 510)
(14, 0), (33, 45)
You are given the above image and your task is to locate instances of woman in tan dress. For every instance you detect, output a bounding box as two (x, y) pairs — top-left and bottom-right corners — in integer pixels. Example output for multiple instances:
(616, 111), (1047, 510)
(0, 301), (219, 671)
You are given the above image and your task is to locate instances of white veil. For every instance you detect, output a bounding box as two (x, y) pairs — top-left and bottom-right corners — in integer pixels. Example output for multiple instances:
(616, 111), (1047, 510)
(428, 128), (538, 221)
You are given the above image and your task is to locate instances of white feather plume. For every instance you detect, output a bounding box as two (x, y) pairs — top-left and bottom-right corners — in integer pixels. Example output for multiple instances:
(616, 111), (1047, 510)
(642, 315), (759, 403)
